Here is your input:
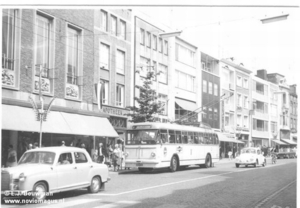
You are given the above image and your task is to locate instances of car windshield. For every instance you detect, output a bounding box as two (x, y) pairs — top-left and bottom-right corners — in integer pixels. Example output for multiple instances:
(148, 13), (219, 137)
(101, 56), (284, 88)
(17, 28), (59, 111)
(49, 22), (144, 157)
(19, 151), (56, 165)
(241, 149), (256, 154)
(126, 130), (158, 145)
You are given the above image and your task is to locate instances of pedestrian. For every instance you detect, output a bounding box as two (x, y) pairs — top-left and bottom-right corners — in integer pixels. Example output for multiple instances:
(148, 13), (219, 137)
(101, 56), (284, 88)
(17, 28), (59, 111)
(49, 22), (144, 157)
(28, 143), (33, 150)
(107, 144), (113, 167)
(6, 144), (17, 167)
(81, 143), (86, 150)
(92, 149), (98, 162)
(98, 143), (105, 164)
(61, 141), (65, 146)
(33, 142), (39, 149)
(228, 150), (232, 160)
(112, 144), (121, 171)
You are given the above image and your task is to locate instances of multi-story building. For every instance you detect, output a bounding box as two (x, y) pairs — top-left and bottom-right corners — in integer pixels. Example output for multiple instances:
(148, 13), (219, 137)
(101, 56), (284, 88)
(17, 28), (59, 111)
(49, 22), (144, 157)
(1, 9), (121, 164)
(221, 59), (252, 145)
(267, 73), (296, 146)
(133, 15), (172, 123)
(95, 9), (132, 141)
(174, 37), (200, 124)
(289, 84), (297, 143)
(201, 52), (220, 129)
(252, 70), (271, 147)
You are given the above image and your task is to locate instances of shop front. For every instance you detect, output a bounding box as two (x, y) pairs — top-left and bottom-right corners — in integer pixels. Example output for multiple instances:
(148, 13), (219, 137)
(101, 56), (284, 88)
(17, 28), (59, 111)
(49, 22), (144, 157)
(2, 103), (118, 167)
(102, 105), (129, 151)
(217, 132), (244, 159)
(252, 137), (269, 148)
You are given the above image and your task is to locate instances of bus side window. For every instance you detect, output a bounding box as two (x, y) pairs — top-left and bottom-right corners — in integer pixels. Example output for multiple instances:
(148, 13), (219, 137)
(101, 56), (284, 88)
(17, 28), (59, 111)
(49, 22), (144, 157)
(161, 133), (169, 144)
(194, 135), (199, 144)
(199, 133), (203, 144)
(182, 132), (188, 144)
(176, 134), (182, 144)
(169, 130), (175, 144)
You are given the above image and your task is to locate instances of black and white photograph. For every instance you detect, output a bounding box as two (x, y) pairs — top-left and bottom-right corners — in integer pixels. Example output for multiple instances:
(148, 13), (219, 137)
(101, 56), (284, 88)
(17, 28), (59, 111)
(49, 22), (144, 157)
(1, 1), (299, 208)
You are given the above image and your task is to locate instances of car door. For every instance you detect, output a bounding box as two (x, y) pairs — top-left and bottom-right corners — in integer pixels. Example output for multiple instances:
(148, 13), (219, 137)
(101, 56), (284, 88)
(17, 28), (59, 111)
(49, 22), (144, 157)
(74, 151), (91, 186)
(55, 152), (76, 190)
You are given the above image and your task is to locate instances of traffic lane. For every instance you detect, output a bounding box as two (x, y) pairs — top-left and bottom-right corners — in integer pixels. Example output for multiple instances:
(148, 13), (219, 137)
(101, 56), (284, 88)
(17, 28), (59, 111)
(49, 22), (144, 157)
(101, 158), (293, 195)
(123, 161), (297, 208)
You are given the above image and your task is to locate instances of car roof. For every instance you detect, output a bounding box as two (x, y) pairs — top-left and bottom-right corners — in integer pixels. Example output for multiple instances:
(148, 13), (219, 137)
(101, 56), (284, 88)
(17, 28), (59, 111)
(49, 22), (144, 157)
(26, 146), (86, 154)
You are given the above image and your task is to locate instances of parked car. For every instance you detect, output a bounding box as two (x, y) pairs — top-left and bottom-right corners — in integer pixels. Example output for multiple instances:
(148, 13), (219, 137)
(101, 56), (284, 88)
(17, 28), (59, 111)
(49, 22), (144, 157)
(1, 147), (110, 200)
(235, 147), (266, 168)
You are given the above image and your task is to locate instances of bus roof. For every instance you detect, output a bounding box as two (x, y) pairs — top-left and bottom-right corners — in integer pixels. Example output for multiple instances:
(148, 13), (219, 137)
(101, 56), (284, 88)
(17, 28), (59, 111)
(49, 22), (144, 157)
(129, 122), (215, 133)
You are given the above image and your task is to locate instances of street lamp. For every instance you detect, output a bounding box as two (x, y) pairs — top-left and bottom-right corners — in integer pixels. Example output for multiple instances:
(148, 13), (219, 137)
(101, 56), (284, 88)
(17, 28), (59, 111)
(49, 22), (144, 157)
(260, 14), (289, 24)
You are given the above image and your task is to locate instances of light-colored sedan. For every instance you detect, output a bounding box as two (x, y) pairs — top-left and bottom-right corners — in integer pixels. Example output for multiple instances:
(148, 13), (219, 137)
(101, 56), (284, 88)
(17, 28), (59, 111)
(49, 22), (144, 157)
(1, 147), (110, 200)
(235, 147), (266, 168)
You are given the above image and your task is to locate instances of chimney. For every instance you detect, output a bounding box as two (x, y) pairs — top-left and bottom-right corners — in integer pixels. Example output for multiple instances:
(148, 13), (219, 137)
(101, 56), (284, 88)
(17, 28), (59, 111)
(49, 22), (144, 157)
(257, 69), (267, 80)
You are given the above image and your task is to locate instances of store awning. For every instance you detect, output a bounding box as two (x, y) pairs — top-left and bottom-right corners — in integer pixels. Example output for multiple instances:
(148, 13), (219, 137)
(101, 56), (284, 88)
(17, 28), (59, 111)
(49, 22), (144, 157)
(175, 98), (197, 112)
(60, 112), (118, 137)
(2, 104), (118, 137)
(281, 139), (297, 145)
(272, 140), (288, 145)
(216, 132), (244, 144)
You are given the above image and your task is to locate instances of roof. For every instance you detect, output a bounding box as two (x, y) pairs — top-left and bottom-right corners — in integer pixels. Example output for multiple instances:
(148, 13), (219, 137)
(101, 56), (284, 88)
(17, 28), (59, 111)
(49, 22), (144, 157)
(27, 147), (86, 153)
(129, 122), (215, 133)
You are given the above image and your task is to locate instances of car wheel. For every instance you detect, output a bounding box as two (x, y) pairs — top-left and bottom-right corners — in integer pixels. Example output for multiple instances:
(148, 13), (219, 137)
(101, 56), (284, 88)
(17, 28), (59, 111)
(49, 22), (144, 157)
(138, 168), (149, 173)
(245, 165), (248, 168)
(235, 164), (239, 168)
(254, 160), (258, 168)
(32, 182), (47, 201)
(170, 156), (178, 172)
(88, 176), (101, 193)
(204, 154), (211, 168)
(262, 159), (266, 167)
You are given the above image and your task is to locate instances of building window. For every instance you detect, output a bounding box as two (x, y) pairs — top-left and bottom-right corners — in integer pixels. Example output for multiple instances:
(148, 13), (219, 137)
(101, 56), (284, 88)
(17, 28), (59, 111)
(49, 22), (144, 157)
(237, 76), (242, 87)
(243, 78), (248, 88)
(116, 49), (125, 74)
(175, 70), (195, 92)
(116, 84), (124, 107)
(120, 20), (126, 40)
(203, 80), (207, 93)
(158, 94), (168, 115)
(152, 60), (157, 81)
(271, 122), (277, 133)
(158, 38), (162, 53)
(111, 15), (117, 36)
(158, 64), (168, 84)
(2, 9), (20, 87)
(243, 96), (248, 108)
(237, 94), (242, 107)
(175, 44), (195, 67)
(66, 25), (82, 99)
(214, 84), (218, 96)
(214, 108), (218, 120)
(164, 40), (168, 55)
(101, 79), (109, 105)
(153, 35), (157, 50)
(35, 14), (55, 94)
(100, 43), (110, 70)
(208, 82), (213, 94)
(146, 32), (151, 48)
(243, 116), (248, 128)
(140, 28), (145, 45)
(139, 56), (150, 77)
(237, 114), (242, 126)
(101, 10), (108, 32)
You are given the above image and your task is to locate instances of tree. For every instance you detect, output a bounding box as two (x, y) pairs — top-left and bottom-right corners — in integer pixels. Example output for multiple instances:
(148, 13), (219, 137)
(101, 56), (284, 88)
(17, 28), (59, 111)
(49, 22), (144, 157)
(126, 70), (164, 123)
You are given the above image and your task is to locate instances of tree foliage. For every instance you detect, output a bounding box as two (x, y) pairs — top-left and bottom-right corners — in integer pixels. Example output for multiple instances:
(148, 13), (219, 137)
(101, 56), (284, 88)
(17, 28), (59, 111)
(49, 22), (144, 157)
(126, 70), (164, 123)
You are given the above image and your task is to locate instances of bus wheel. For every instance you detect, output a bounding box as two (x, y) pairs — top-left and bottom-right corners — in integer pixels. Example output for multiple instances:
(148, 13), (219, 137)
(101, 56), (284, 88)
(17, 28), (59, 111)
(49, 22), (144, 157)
(170, 156), (178, 172)
(204, 154), (211, 168)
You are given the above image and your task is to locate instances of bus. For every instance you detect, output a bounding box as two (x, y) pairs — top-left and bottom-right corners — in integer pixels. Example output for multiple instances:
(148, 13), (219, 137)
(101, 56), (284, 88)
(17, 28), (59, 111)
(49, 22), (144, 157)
(124, 122), (219, 172)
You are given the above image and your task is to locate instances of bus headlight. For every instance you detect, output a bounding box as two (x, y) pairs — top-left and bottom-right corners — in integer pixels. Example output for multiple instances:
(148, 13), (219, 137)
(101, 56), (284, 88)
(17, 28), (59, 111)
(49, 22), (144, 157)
(124, 152), (129, 158)
(151, 152), (156, 157)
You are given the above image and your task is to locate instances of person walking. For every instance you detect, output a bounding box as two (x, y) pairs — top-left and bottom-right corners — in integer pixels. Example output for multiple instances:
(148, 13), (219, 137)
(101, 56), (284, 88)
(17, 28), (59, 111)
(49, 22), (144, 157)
(228, 149), (233, 160)
(112, 144), (121, 171)
(6, 144), (17, 167)
(98, 143), (105, 164)
(61, 141), (65, 146)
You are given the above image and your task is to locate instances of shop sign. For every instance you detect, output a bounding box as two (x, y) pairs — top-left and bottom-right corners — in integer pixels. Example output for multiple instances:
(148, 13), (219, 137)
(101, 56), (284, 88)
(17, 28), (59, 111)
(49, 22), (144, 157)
(103, 106), (128, 116)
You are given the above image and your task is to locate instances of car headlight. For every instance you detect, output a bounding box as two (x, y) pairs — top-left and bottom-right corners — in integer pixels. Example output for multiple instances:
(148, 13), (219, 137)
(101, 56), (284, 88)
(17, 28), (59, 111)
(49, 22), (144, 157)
(19, 173), (26, 182)
(124, 152), (129, 158)
(151, 152), (156, 157)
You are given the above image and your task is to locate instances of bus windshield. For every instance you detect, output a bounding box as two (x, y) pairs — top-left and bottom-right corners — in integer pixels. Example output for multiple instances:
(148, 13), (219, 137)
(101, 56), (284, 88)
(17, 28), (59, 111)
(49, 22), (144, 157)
(126, 130), (158, 145)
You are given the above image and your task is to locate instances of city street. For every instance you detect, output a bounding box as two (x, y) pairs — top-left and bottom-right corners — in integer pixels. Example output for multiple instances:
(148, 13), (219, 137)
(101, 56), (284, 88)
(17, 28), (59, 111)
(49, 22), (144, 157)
(2, 158), (297, 208)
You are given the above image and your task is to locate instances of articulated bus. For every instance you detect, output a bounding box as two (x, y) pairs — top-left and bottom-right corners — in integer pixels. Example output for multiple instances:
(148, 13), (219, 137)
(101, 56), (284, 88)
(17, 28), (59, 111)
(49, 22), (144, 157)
(124, 122), (219, 172)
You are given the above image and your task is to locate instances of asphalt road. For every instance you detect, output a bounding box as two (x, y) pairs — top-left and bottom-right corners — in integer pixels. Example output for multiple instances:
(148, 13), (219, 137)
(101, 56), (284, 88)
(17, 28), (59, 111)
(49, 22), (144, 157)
(2, 158), (297, 208)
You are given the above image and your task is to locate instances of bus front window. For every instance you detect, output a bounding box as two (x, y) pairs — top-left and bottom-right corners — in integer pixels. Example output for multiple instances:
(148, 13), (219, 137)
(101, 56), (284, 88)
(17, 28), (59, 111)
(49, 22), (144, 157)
(126, 130), (158, 145)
